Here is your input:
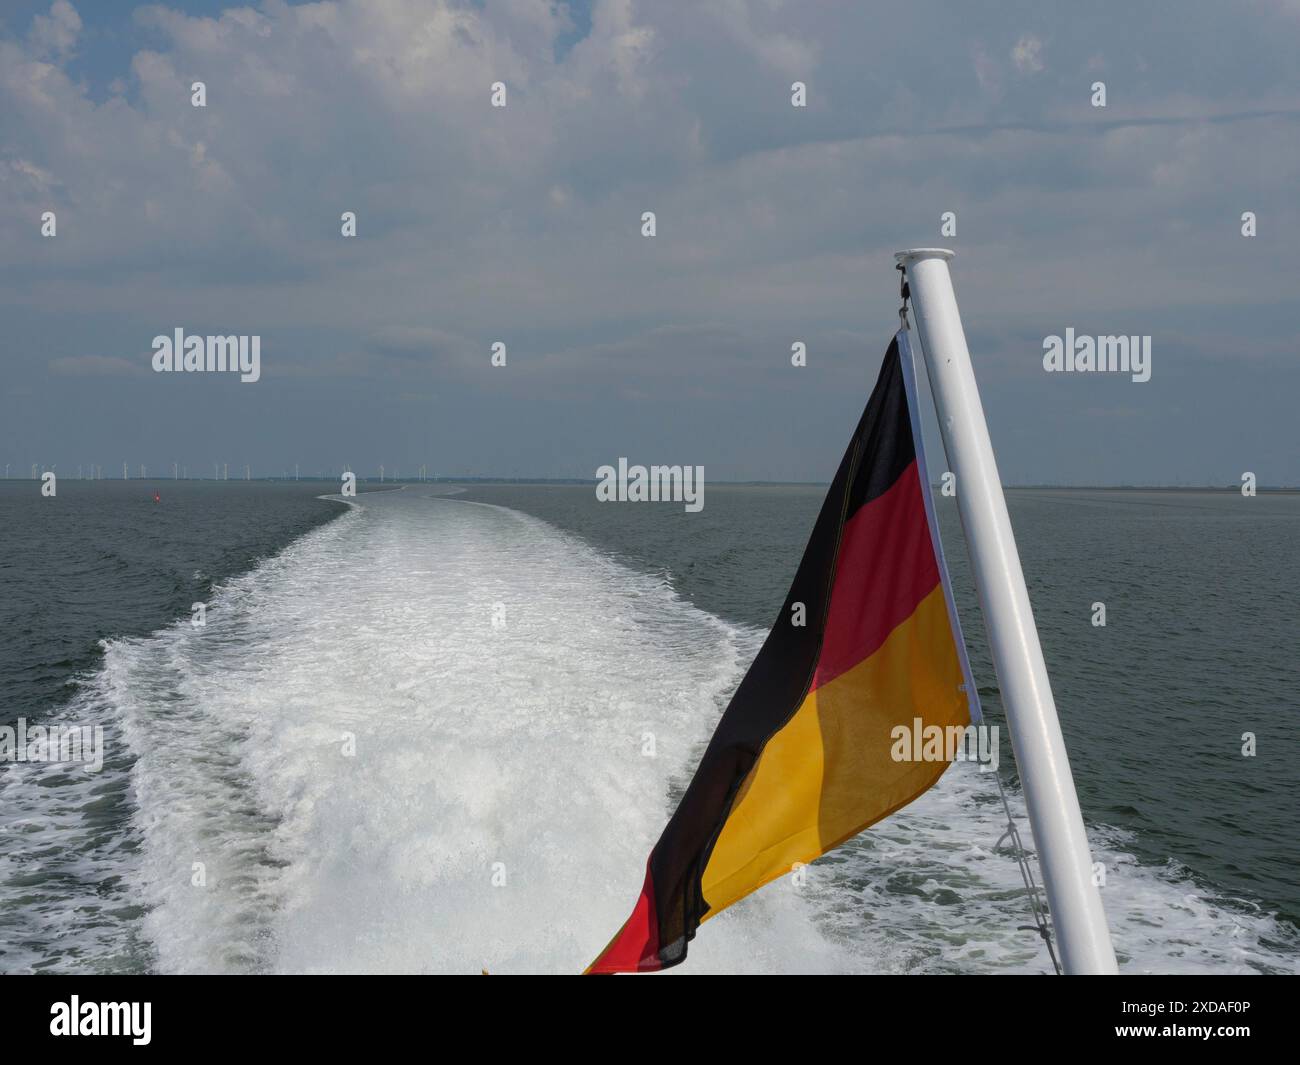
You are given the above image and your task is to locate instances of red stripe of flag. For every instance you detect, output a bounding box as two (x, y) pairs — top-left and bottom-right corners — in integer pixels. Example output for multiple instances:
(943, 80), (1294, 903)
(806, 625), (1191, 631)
(811, 460), (939, 691)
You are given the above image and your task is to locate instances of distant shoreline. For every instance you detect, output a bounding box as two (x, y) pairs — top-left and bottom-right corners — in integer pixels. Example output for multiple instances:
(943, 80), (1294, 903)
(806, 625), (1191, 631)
(425, 480), (1300, 492)
(2, 478), (1295, 492)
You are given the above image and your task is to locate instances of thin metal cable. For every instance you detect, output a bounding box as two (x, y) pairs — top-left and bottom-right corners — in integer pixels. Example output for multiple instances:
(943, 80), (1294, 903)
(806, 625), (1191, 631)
(897, 269), (1062, 975)
(991, 769), (1062, 974)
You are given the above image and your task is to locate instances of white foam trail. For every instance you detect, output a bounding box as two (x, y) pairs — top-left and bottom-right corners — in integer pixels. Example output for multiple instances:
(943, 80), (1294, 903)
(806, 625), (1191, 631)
(6, 488), (1294, 974)
(0, 706), (145, 972)
(801, 761), (1299, 974)
(105, 492), (851, 973)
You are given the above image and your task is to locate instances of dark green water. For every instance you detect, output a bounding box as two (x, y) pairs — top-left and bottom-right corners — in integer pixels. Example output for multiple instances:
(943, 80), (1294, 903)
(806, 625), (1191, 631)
(0, 478), (1295, 973)
(0, 480), (352, 730)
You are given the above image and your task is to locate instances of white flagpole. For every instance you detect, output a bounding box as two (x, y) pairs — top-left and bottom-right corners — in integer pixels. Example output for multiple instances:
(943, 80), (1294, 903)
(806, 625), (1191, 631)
(896, 248), (1118, 975)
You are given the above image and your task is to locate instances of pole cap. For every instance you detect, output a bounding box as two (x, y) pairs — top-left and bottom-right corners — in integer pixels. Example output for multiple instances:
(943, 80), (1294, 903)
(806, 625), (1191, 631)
(894, 248), (954, 264)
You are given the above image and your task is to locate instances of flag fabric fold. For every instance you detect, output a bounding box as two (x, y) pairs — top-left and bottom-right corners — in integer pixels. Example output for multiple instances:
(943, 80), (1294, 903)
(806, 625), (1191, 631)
(587, 330), (981, 974)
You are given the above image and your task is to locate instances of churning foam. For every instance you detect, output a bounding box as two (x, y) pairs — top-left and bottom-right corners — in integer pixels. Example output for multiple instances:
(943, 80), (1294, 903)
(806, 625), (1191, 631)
(3, 489), (1295, 974)
(106, 491), (855, 973)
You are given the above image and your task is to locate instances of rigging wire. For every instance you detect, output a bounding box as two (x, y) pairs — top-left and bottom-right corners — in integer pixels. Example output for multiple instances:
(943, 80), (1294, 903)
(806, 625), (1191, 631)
(897, 262), (1063, 976)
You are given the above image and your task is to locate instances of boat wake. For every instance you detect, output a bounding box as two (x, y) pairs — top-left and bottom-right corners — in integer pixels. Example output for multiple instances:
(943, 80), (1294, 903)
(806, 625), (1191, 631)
(1, 489), (1294, 973)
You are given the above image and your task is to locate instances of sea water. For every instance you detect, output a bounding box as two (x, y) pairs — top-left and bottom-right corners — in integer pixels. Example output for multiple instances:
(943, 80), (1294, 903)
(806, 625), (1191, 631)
(0, 481), (1295, 973)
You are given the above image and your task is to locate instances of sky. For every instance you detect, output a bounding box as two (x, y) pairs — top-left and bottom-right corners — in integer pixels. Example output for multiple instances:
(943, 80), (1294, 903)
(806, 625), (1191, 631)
(2, 0), (1297, 485)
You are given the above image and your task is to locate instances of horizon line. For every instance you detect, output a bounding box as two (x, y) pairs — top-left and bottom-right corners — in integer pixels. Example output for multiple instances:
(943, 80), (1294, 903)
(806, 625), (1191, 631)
(3, 477), (1296, 492)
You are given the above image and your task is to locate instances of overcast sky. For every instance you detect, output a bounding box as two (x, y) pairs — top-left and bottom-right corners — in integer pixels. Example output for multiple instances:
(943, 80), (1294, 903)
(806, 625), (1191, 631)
(3, 0), (1297, 484)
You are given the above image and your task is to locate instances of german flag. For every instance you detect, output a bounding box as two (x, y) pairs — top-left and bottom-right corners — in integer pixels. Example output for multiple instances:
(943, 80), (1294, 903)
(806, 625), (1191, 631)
(587, 330), (980, 973)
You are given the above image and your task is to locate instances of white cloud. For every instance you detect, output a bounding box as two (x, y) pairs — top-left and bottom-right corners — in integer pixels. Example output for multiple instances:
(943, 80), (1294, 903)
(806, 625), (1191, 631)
(971, 43), (1002, 97)
(28, 0), (80, 60)
(708, 0), (817, 79)
(1012, 33), (1044, 74)
(3, 0), (1300, 481)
